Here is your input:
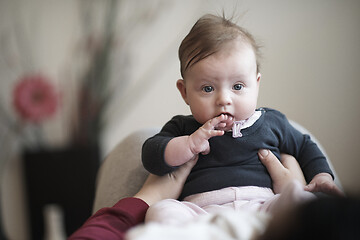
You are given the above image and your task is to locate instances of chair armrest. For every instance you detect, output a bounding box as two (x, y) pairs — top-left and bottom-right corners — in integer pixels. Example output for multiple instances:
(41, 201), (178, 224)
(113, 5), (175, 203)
(92, 128), (160, 213)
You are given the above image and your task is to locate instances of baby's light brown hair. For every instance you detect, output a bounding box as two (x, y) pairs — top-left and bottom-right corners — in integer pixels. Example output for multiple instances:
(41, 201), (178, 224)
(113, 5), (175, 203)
(179, 14), (261, 78)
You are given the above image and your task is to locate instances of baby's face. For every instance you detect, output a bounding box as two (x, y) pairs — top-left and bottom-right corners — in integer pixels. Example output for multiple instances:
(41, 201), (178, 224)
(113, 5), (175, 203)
(178, 40), (260, 127)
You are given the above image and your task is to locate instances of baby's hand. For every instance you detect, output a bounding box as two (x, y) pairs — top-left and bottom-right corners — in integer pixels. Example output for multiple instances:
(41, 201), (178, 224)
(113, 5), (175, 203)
(189, 115), (227, 155)
(305, 173), (345, 197)
(214, 114), (235, 132)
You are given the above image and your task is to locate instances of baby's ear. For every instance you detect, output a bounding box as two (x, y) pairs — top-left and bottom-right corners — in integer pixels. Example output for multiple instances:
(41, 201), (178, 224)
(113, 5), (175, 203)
(176, 79), (189, 105)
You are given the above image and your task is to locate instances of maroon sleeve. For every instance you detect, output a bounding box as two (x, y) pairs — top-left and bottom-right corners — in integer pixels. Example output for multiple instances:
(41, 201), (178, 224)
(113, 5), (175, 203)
(68, 197), (149, 240)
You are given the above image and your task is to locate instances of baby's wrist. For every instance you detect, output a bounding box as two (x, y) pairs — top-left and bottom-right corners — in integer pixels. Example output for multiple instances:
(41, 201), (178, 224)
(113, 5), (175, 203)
(313, 172), (333, 182)
(188, 133), (201, 155)
(314, 172), (332, 178)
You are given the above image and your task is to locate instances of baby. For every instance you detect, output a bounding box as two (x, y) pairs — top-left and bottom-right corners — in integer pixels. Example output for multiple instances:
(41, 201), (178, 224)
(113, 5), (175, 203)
(142, 14), (341, 224)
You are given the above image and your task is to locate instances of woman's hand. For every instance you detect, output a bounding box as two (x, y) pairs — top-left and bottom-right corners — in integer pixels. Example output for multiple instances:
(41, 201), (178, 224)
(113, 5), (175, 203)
(134, 157), (197, 206)
(258, 149), (306, 194)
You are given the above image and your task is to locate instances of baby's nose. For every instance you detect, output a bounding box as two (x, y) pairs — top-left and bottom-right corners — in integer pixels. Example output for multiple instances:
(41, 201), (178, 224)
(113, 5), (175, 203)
(216, 91), (232, 106)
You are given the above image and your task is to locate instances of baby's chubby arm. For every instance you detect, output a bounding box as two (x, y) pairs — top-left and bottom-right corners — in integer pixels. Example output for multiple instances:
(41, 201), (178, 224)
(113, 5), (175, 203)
(164, 114), (231, 167)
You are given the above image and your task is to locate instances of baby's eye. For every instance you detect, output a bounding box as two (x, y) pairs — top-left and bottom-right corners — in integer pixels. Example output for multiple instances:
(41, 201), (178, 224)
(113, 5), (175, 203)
(202, 86), (214, 93)
(233, 84), (243, 91)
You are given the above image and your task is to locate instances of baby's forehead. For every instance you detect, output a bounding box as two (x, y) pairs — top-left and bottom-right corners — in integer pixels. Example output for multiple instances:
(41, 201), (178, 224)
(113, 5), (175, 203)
(187, 40), (256, 69)
(217, 39), (255, 54)
(184, 48), (258, 81)
(204, 38), (255, 62)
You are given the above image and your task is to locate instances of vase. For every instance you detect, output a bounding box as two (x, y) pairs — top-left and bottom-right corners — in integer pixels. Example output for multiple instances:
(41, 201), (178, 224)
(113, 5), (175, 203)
(22, 145), (100, 240)
(0, 198), (6, 240)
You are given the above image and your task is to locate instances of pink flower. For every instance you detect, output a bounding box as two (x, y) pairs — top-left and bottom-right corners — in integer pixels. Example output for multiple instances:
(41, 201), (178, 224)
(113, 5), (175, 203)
(13, 74), (59, 123)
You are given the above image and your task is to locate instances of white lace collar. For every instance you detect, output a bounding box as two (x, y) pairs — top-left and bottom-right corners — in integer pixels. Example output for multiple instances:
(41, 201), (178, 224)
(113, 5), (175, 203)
(231, 110), (262, 138)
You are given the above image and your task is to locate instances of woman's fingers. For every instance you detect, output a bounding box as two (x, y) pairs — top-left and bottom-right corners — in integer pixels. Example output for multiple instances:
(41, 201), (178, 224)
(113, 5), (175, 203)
(258, 149), (306, 194)
(258, 149), (287, 182)
(280, 153), (306, 186)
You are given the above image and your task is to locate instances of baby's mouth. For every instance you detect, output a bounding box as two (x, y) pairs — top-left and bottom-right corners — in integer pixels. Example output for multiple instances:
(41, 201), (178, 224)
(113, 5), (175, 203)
(215, 113), (235, 132)
(218, 113), (234, 120)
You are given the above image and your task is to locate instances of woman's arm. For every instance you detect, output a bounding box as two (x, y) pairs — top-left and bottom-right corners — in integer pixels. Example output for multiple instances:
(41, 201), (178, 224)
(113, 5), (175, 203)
(68, 197), (148, 240)
(68, 158), (197, 240)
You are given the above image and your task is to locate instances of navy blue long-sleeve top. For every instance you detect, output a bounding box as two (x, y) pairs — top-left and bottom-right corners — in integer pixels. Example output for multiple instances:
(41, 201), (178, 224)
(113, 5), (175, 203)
(142, 108), (333, 200)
